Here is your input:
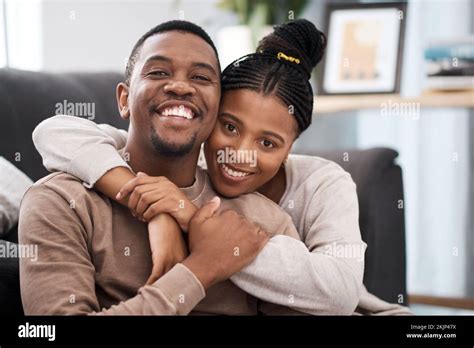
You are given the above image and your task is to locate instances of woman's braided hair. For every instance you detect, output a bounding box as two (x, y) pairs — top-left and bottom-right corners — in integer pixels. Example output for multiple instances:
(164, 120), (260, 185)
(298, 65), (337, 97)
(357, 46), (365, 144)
(221, 19), (326, 135)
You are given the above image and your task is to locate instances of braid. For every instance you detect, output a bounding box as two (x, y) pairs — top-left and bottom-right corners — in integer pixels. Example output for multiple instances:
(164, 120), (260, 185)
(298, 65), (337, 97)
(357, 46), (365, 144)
(221, 19), (325, 135)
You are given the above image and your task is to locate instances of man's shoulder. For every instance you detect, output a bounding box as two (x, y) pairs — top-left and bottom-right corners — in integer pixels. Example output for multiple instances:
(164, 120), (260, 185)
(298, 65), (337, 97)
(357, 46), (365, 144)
(24, 172), (103, 204)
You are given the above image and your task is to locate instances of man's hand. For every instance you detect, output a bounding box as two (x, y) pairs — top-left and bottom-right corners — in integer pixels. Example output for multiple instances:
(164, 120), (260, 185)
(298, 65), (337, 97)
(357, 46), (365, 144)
(116, 172), (197, 231)
(146, 214), (188, 285)
(182, 197), (269, 290)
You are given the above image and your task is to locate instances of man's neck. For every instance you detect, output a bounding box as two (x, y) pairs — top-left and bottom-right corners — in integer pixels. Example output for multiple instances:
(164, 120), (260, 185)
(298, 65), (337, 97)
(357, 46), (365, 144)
(123, 140), (199, 188)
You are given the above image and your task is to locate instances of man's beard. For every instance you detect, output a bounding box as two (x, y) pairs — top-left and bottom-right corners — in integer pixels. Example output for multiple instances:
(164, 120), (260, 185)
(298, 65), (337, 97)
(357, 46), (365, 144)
(150, 126), (197, 157)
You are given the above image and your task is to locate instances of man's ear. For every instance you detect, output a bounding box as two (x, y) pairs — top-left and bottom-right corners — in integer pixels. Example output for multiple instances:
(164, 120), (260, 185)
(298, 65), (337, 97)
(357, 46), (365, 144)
(116, 82), (130, 120)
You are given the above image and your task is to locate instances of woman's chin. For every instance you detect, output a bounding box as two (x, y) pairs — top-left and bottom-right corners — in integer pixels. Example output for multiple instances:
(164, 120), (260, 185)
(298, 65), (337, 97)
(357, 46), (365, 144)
(215, 185), (246, 199)
(210, 180), (251, 199)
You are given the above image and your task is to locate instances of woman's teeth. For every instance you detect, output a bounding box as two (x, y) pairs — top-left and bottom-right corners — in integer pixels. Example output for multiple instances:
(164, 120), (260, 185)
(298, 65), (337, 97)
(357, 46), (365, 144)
(160, 106), (194, 119)
(221, 164), (250, 178)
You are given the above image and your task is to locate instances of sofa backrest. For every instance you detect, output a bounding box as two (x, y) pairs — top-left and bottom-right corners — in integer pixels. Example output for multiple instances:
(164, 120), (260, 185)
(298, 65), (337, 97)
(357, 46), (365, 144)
(0, 68), (407, 304)
(0, 68), (126, 181)
(302, 148), (407, 304)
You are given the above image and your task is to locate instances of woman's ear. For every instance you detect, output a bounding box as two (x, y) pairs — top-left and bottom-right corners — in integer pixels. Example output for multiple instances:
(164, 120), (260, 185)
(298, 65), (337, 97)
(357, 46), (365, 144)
(282, 142), (294, 167)
(116, 82), (130, 120)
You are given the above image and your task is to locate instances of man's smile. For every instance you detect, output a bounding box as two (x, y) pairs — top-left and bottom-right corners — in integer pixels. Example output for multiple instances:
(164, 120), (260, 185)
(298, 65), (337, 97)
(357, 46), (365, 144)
(155, 100), (201, 120)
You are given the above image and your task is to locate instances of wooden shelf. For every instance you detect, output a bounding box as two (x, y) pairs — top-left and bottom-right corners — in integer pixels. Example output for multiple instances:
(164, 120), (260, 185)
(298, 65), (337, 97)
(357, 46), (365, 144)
(314, 89), (474, 114)
(409, 294), (474, 310)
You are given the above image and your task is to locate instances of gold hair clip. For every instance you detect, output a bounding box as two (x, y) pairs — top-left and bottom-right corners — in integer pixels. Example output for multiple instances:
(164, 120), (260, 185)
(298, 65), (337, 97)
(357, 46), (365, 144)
(277, 52), (300, 64)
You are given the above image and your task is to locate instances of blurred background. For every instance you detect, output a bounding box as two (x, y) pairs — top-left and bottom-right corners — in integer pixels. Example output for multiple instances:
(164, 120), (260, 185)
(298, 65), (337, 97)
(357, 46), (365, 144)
(0, 0), (473, 315)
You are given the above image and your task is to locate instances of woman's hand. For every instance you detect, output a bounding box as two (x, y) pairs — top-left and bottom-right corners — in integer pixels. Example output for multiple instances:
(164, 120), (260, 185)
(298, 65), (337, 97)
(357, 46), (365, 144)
(146, 213), (188, 285)
(116, 172), (198, 231)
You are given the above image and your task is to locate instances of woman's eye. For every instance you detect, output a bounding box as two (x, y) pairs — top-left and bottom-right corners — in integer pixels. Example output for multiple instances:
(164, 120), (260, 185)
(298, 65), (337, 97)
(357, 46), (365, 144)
(225, 123), (237, 134)
(260, 139), (275, 148)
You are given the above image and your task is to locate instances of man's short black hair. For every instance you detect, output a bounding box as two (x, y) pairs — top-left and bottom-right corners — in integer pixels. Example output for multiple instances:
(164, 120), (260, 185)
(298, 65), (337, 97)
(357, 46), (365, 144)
(124, 20), (220, 85)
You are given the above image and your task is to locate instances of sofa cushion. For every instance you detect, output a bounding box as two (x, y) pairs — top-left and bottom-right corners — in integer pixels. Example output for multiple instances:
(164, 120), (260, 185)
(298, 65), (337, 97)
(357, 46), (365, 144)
(0, 68), (125, 182)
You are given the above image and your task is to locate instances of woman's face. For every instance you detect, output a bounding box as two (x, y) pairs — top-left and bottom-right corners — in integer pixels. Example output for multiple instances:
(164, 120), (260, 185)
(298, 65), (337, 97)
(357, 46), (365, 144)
(204, 89), (298, 198)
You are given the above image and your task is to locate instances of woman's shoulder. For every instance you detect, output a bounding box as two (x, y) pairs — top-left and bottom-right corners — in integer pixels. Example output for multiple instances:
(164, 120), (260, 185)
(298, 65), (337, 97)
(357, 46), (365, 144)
(287, 154), (352, 184)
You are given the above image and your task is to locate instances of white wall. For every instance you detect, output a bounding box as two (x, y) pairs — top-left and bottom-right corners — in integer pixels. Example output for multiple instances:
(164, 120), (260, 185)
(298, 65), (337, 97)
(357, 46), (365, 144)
(6, 0), (237, 72)
(357, 0), (472, 298)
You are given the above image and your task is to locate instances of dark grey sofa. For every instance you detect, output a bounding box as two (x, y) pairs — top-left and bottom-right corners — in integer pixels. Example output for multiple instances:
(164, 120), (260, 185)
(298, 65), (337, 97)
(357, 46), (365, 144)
(0, 68), (407, 315)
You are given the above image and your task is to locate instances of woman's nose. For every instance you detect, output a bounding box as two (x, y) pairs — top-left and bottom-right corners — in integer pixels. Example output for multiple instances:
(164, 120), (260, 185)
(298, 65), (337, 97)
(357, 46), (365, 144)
(235, 137), (255, 153)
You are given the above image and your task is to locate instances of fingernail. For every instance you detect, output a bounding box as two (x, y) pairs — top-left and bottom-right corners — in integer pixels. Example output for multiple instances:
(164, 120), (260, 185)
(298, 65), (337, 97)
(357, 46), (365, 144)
(116, 192), (122, 200)
(210, 196), (220, 205)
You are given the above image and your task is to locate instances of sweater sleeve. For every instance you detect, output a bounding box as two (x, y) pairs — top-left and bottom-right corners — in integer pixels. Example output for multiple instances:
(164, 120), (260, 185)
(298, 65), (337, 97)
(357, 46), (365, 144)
(19, 183), (205, 315)
(230, 174), (365, 315)
(33, 115), (130, 188)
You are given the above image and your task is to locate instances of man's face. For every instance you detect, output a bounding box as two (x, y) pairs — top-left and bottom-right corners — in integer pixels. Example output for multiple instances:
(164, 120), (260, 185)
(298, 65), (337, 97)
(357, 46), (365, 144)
(120, 31), (221, 157)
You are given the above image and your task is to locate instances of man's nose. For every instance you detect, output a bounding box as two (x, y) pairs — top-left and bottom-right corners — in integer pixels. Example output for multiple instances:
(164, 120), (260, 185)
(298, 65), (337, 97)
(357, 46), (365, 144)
(163, 79), (196, 97)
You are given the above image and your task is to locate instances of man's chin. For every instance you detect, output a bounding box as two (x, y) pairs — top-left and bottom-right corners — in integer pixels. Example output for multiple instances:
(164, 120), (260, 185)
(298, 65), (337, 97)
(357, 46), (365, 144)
(150, 129), (197, 158)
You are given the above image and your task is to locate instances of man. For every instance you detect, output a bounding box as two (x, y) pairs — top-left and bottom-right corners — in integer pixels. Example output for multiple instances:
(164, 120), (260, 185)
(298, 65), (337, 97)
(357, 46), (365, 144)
(19, 21), (270, 315)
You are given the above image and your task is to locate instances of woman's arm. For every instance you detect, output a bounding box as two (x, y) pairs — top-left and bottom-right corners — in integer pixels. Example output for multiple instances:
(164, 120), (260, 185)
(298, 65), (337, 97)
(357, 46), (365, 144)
(33, 114), (131, 190)
(33, 116), (188, 277)
(146, 214), (188, 285)
(33, 114), (137, 206)
(229, 175), (365, 315)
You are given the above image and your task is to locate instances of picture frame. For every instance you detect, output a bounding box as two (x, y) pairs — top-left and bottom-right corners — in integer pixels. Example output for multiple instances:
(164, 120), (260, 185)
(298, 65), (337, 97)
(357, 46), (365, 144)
(318, 2), (407, 95)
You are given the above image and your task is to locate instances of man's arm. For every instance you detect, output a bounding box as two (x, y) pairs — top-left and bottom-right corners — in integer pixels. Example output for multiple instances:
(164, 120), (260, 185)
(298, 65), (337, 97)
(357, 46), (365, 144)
(19, 183), (267, 315)
(19, 183), (204, 315)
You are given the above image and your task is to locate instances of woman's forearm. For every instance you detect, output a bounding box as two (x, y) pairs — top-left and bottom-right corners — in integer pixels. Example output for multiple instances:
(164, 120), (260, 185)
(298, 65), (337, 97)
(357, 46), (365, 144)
(95, 167), (136, 206)
(231, 235), (364, 315)
(33, 115), (129, 188)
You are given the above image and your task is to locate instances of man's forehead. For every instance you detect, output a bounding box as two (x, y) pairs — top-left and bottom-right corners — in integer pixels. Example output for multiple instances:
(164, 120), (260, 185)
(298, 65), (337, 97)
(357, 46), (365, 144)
(139, 31), (218, 67)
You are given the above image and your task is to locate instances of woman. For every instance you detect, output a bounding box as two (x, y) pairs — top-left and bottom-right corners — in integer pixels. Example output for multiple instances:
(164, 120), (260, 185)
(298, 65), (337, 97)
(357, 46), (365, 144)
(33, 19), (410, 315)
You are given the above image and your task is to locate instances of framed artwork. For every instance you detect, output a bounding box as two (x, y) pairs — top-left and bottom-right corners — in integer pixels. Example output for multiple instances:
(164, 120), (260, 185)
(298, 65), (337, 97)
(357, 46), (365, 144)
(319, 2), (407, 95)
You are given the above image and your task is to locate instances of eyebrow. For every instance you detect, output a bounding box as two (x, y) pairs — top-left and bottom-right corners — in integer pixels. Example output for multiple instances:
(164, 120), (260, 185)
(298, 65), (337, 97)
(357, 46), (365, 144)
(220, 112), (285, 144)
(143, 55), (218, 76)
(143, 55), (172, 66)
(220, 112), (243, 125)
(191, 62), (218, 77)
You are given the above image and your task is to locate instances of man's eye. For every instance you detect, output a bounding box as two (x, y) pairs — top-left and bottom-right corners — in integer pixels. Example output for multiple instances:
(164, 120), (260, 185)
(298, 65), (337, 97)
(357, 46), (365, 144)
(192, 75), (211, 82)
(149, 71), (168, 76)
(225, 123), (237, 134)
(260, 139), (275, 148)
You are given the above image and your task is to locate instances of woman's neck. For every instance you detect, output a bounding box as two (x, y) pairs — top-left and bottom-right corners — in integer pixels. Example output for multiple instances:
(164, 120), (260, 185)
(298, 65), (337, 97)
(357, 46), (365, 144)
(257, 166), (287, 204)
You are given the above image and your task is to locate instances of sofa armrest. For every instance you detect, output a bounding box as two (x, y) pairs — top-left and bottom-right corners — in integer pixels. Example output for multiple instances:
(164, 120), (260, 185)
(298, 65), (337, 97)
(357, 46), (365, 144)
(296, 147), (408, 305)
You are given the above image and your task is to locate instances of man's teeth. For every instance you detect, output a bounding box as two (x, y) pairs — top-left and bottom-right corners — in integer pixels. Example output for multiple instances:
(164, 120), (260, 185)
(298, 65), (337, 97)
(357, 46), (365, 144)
(160, 106), (194, 119)
(221, 164), (250, 178)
